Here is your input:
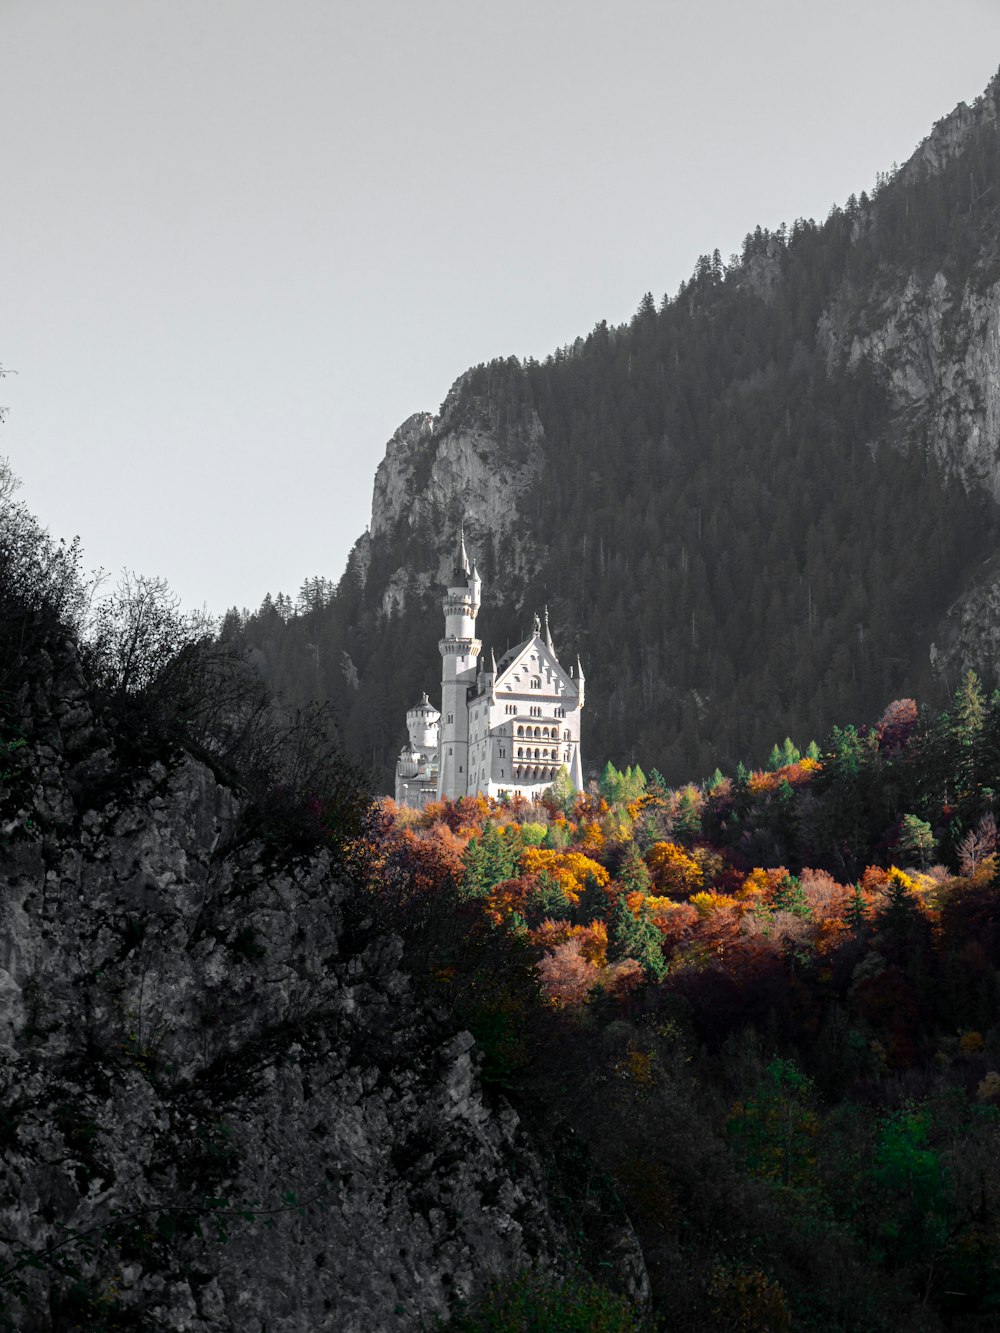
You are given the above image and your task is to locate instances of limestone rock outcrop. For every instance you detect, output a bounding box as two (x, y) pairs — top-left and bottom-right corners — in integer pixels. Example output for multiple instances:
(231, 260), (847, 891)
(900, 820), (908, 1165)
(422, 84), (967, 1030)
(368, 374), (544, 617)
(0, 639), (627, 1329)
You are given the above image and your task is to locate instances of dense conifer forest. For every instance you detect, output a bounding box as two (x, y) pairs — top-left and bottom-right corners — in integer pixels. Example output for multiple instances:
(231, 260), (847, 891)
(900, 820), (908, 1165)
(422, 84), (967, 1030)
(227, 75), (1000, 790)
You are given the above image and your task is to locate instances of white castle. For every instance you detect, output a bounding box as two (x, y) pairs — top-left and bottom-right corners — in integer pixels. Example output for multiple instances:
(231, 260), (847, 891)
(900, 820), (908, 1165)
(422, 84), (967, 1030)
(394, 532), (585, 807)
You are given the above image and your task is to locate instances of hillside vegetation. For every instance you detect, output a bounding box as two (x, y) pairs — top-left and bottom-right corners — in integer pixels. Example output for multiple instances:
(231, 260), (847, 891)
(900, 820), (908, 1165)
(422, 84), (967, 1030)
(360, 673), (1000, 1330)
(230, 74), (1000, 787)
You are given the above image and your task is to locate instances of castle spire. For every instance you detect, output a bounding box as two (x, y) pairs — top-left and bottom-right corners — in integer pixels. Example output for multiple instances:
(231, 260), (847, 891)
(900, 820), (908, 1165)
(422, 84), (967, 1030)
(543, 605), (554, 653)
(452, 525), (470, 582)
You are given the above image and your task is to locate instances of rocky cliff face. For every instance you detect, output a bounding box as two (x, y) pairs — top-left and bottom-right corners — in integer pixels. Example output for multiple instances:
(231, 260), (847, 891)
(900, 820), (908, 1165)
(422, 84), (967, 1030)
(367, 373), (545, 617)
(826, 270), (1000, 498)
(897, 76), (1000, 186)
(0, 638), (642, 1329)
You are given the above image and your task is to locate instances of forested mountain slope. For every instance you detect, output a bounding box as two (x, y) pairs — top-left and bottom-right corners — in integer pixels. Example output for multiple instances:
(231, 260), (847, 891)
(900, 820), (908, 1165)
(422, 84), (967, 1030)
(233, 70), (1000, 788)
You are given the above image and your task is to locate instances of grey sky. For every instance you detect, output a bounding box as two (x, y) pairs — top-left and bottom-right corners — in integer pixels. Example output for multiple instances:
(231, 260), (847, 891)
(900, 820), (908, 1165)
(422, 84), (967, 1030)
(3, 0), (999, 614)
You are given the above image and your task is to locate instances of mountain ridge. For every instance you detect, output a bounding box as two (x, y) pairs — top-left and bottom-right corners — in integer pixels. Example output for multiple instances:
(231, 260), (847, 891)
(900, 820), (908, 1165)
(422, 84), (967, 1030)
(235, 67), (1000, 789)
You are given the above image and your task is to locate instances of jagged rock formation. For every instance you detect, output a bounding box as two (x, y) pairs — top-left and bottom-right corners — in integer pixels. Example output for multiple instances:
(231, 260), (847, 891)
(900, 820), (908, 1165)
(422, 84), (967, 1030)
(365, 372), (545, 619)
(0, 637), (646, 1329)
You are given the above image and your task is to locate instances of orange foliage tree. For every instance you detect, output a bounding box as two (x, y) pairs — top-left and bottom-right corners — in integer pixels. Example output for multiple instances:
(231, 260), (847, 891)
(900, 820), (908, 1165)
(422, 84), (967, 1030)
(647, 841), (704, 897)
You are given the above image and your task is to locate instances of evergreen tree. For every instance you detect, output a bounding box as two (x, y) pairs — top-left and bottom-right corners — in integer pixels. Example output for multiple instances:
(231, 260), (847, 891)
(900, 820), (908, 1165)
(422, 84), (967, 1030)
(461, 821), (520, 898)
(845, 883), (867, 931)
(898, 814), (935, 869)
(608, 897), (666, 981)
(618, 843), (652, 896)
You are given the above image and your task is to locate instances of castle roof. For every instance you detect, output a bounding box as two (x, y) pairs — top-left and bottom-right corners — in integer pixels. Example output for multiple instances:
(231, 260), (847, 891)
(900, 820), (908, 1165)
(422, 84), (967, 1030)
(450, 528), (471, 583)
(493, 630), (577, 698)
(407, 691), (440, 718)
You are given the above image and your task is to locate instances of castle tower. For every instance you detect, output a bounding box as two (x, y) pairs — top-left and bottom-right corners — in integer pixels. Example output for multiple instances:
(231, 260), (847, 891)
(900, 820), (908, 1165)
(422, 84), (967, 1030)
(437, 529), (482, 800)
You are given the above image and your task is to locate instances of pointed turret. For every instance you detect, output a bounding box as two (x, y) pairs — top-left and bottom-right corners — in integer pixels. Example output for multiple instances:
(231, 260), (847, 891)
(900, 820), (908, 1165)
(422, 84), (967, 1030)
(543, 606), (555, 653)
(575, 654), (586, 708)
(452, 527), (471, 582)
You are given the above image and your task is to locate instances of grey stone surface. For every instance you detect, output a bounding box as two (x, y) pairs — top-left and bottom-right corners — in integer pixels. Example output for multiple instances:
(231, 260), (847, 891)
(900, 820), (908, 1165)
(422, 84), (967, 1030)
(0, 640), (626, 1329)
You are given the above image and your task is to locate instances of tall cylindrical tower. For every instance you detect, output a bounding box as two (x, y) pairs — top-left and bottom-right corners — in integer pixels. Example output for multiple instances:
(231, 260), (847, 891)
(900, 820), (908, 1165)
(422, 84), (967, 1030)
(437, 531), (481, 800)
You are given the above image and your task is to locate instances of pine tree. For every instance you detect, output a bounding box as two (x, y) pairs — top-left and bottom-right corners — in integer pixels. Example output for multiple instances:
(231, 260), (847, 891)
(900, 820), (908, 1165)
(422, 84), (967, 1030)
(846, 884), (867, 931)
(898, 814), (935, 869)
(771, 872), (811, 918)
(461, 821), (519, 897)
(608, 897), (666, 981)
(618, 843), (652, 896)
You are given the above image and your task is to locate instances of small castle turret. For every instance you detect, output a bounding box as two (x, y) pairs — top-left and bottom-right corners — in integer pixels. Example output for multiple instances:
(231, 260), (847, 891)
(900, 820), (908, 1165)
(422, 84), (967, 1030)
(394, 692), (441, 806)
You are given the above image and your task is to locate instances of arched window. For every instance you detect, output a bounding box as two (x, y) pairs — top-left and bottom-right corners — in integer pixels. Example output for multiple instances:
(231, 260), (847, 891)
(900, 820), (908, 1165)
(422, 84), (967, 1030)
(531, 676), (541, 689)
(517, 726), (524, 737)
(563, 729), (570, 741)
(516, 747), (522, 758)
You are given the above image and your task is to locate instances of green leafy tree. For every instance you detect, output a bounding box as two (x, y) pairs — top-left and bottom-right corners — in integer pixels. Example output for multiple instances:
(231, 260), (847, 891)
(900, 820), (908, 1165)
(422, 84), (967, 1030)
(599, 762), (647, 807)
(672, 787), (702, 845)
(869, 1110), (952, 1268)
(727, 1057), (818, 1188)
(548, 763), (575, 812)
(781, 737), (801, 766)
(898, 814), (935, 869)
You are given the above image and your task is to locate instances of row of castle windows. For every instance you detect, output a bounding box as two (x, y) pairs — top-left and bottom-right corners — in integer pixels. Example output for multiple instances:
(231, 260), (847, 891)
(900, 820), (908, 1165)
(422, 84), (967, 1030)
(517, 725), (571, 741)
(502, 704), (564, 719)
(516, 747), (571, 762)
(503, 703), (565, 717)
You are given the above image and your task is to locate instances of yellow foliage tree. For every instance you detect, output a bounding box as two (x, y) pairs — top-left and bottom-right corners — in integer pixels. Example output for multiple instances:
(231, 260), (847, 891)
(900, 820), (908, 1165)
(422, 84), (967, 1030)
(690, 891), (740, 918)
(521, 847), (609, 905)
(647, 841), (704, 896)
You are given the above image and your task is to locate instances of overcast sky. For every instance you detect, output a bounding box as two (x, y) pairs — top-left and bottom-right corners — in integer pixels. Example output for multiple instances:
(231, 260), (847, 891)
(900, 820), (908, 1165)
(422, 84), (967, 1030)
(3, 1), (999, 615)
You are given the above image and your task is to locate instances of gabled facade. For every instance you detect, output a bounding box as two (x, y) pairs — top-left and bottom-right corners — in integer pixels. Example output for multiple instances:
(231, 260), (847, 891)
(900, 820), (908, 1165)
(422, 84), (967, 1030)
(394, 533), (585, 805)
